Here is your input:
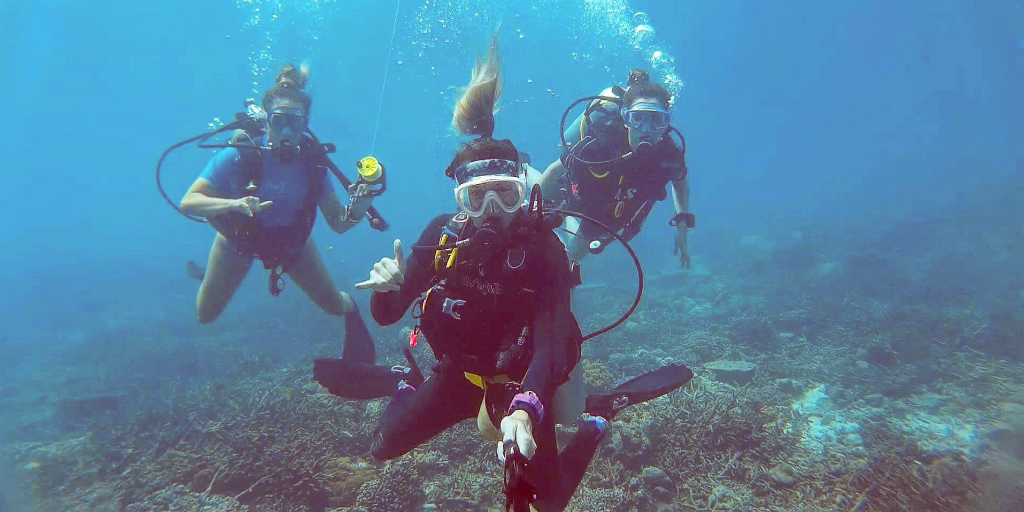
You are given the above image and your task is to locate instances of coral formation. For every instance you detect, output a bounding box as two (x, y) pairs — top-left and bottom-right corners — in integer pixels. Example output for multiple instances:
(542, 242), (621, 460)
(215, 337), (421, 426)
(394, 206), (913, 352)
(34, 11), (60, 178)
(4, 193), (1021, 511)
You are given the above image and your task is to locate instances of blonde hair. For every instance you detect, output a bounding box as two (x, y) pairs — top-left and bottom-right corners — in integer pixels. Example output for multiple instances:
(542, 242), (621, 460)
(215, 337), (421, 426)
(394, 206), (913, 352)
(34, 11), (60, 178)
(451, 32), (502, 138)
(444, 31), (520, 179)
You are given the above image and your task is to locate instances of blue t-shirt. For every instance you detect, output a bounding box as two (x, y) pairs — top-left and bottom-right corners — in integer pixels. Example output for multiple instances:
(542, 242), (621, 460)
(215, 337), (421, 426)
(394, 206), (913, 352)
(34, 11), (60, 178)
(199, 143), (334, 228)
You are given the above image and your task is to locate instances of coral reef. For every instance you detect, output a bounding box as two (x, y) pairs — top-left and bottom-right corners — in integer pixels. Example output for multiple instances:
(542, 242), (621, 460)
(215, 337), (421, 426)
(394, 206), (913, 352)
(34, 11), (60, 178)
(353, 458), (426, 511)
(581, 358), (616, 393)
(4, 197), (1022, 511)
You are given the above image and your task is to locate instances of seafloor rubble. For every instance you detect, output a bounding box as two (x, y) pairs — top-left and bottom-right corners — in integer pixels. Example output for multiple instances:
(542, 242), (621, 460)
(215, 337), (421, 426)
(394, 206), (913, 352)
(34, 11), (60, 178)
(3, 205), (1023, 511)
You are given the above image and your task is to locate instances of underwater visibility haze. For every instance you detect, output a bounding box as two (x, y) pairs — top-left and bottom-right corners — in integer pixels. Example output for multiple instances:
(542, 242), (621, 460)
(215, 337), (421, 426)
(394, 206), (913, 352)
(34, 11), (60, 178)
(1, 0), (1022, 510)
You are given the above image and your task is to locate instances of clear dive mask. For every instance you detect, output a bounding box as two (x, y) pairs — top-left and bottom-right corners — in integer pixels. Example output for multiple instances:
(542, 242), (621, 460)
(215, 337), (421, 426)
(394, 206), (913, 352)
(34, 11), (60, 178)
(452, 159), (527, 218)
(621, 102), (671, 132)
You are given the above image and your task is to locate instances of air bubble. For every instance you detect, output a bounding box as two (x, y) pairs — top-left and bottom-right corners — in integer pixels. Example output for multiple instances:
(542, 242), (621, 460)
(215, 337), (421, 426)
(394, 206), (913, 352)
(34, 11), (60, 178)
(651, 50), (674, 67)
(634, 24), (654, 40)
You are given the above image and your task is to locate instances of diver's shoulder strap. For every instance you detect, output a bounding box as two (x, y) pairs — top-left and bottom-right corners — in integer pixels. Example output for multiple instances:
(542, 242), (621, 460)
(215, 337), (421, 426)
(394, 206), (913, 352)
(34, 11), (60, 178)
(433, 213), (472, 273)
(447, 212), (471, 231)
(230, 131), (265, 191)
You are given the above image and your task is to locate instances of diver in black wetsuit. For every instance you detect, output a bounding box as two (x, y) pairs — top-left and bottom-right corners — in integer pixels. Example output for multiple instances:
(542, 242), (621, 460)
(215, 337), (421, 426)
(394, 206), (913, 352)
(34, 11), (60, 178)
(353, 34), (604, 511)
(313, 33), (693, 511)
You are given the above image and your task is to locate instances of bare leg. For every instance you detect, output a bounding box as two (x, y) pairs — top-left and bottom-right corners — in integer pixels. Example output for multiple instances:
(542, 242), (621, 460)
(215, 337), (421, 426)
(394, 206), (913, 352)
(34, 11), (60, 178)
(288, 237), (374, 363)
(562, 216), (590, 310)
(562, 216), (592, 263)
(197, 233), (254, 324)
(286, 236), (353, 317)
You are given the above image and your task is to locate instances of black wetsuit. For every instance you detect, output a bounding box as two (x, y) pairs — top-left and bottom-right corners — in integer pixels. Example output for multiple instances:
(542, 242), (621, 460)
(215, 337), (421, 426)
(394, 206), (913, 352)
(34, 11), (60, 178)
(369, 213), (603, 510)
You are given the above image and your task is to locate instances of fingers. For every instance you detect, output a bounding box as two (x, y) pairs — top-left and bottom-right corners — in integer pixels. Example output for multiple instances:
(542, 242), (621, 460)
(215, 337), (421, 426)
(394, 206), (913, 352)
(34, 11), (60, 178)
(354, 273), (400, 292)
(496, 441), (506, 464)
(502, 421), (516, 447)
(349, 183), (372, 198)
(381, 259), (404, 285)
(372, 263), (400, 292)
(373, 261), (395, 282)
(516, 422), (537, 459)
(393, 239), (406, 271)
(251, 200), (273, 215)
(354, 249), (405, 293)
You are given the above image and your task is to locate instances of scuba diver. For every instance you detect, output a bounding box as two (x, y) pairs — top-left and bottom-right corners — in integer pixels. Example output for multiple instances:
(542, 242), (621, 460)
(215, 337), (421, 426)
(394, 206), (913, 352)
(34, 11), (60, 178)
(538, 69), (694, 270)
(313, 34), (693, 511)
(176, 62), (381, 365)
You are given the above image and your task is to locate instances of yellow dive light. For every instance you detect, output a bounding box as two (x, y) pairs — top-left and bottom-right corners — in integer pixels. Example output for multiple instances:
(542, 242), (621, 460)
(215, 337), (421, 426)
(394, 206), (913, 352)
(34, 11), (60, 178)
(356, 156), (384, 183)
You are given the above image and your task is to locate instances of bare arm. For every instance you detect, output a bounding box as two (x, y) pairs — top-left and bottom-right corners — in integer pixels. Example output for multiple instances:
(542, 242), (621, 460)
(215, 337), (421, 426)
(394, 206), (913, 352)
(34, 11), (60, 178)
(180, 178), (253, 217)
(671, 176), (690, 215)
(671, 176), (691, 269)
(319, 187), (375, 235)
(537, 159), (567, 199)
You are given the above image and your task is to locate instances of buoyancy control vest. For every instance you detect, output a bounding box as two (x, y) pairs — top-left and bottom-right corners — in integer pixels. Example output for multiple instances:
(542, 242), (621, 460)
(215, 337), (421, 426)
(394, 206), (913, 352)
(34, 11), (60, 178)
(414, 213), (581, 378)
(207, 131), (327, 295)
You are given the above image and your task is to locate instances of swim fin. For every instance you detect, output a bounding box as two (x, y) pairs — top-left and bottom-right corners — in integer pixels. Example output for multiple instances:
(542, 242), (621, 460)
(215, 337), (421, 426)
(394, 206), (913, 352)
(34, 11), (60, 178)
(312, 348), (424, 399)
(342, 303), (376, 364)
(584, 362), (694, 419)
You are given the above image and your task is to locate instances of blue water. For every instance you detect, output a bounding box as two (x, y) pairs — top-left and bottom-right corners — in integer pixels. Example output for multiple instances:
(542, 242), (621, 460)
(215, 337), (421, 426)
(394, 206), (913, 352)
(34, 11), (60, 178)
(1, 0), (1021, 508)
(2, 0), (1020, 327)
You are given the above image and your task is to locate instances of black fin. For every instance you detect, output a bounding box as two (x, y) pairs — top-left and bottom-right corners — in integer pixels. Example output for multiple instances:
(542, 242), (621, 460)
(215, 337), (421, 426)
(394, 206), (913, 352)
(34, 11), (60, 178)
(312, 359), (406, 399)
(342, 303), (376, 364)
(584, 363), (694, 419)
(185, 260), (206, 281)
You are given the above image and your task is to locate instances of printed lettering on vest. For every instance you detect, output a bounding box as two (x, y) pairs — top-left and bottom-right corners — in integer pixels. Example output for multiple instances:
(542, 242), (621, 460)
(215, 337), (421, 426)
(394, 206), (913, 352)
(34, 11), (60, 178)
(460, 275), (504, 296)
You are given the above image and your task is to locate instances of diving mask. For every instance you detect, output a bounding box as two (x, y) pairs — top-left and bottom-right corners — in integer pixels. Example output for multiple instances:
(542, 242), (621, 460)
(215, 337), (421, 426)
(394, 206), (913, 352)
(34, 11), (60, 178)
(622, 103), (671, 132)
(266, 107), (308, 161)
(452, 159), (527, 218)
(267, 108), (308, 133)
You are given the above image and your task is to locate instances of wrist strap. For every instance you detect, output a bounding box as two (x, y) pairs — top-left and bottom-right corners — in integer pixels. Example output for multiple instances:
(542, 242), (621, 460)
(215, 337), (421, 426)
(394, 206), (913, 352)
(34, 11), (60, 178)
(509, 391), (544, 424)
(669, 212), (695, 229)
(342, 205), (361, 225)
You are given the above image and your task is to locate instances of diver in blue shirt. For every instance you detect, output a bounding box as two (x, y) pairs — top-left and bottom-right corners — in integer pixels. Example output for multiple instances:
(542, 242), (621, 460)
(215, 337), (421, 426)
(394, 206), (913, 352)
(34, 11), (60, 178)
(178, 63), (379, 363)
